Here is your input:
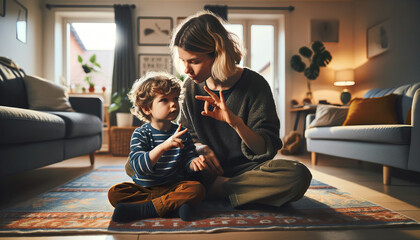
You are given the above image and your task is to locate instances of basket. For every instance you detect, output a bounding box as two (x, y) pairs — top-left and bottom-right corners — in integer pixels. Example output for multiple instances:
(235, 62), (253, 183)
(110, 126), (137, 156)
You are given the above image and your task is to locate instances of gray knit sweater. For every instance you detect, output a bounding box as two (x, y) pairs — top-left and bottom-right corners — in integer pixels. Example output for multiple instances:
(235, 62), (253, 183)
(180, 68), (282, 176)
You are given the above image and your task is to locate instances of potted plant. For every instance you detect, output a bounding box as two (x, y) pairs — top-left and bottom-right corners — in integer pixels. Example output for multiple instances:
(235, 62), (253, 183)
(290, 41), (332, 102)
(108, 88), (133, 127)
(77, 54), (101, 92)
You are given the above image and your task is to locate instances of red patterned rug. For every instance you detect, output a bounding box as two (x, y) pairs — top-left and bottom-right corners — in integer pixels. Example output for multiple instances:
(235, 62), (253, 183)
(0, 166), (418, 234)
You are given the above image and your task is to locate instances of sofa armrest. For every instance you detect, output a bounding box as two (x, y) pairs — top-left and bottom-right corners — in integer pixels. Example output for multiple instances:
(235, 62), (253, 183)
(306, 113), (315, 128)
(69, 96), (103, 122)
(408, 89), (420, 171)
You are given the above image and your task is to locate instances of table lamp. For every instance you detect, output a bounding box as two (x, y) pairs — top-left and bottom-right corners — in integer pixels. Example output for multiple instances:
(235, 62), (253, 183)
(334, 69), (355, 104)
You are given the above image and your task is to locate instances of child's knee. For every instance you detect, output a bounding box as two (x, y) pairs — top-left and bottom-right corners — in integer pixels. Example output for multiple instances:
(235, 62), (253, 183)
(108, 185), (120, 207)
(184, 181), (206, 203)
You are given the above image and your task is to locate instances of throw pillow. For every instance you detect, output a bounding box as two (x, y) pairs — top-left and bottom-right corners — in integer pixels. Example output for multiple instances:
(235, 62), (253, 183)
(406, 107), (412, 125)
(342, 93), (398, 126)
(308, 104), (349, 128)
(23, 75), (74, 111)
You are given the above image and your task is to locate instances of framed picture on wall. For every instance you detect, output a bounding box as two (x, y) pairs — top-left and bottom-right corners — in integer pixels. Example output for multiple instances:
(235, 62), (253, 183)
(310, 19), (339, 43)
(138, 54), (173, 77)
(137, 17), (173, 46)
(367, 20), (390, 58)
(177, 17), (186, 26)
(15, 0), (27, 43)
(0, 0), (5, 17)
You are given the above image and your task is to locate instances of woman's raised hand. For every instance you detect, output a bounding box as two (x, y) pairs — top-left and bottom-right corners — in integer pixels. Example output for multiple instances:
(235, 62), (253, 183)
(195, 86), (239, 127)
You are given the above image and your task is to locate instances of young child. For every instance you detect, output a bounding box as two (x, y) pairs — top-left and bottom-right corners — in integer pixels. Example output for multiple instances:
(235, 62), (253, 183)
(108, 72), (207, 222)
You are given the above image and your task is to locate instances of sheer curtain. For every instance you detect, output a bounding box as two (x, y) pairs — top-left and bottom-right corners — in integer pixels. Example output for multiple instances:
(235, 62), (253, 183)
(111, 4), (136, 125)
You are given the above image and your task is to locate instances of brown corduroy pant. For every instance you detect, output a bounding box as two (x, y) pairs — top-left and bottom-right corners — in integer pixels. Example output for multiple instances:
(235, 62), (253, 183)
(108, 181), (205, 217)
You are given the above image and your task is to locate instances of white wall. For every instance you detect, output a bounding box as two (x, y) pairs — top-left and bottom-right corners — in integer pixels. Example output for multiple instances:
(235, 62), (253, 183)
(0, 0), (43, 75)
(352, 0), (420, 98)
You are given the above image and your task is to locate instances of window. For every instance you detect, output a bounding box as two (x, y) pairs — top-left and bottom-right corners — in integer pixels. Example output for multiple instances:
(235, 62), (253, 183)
(67, 22), (115, 94)
(225, 20), (277, 94)
(251, 25), (274, 90)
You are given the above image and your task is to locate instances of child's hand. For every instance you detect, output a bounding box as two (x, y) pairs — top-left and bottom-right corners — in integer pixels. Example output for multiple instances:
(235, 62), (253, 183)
(189, 155), (207, 172)
(161, 124), (188, 151)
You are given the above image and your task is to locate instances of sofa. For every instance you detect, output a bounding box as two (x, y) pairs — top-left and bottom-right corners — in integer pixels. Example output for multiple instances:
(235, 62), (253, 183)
(0, 58), (103, 177)
(305, 82), (420, 184)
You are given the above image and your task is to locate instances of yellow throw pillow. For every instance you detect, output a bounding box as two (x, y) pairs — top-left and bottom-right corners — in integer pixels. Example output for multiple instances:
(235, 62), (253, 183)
(342, 94), (398, 126)
(406, 107), (412, 125)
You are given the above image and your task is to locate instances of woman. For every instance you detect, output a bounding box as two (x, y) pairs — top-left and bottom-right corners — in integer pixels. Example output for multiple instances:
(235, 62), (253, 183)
(170, 11), (312, 208)
(128, 11), (312, 208)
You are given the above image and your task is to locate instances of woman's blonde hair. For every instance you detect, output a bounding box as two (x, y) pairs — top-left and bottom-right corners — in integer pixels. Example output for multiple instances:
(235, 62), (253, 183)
(128, 72), (181, 122)
(170, 11), (244, 82)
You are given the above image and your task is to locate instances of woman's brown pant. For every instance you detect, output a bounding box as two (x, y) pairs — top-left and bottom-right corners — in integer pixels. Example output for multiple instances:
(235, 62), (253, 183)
(108, 181), (205, 217)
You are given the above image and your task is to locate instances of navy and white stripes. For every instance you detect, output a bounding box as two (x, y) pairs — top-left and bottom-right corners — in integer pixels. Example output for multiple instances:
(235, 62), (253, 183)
(129, 123), (198, 187)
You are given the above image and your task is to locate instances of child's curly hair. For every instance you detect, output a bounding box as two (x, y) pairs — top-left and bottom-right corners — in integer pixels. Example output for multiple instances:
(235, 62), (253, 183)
(129, 72), (181, 122)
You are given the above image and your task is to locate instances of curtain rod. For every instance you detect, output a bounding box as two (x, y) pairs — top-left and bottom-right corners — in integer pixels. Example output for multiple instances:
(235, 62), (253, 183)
(228, 6), (294, 11)
(46, 4), (136, 10)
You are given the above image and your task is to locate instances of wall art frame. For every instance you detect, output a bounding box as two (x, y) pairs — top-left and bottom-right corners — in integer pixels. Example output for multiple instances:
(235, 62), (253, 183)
(15, 0), (27, 43)
(137, 17), (173, 46)
(310, 19), (339, 43)
(138, 54), (173, 77)
(367, 20), (390, 58)
(0, 0), (5, 17)
(177, 17), (186, 25)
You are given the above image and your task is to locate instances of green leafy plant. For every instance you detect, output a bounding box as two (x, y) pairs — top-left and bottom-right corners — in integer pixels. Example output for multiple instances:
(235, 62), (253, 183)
(290, 41), (332, 79)
(290, 41), (332, 100)
(77, 54), (101, 87)
(108, 88), (132, 113)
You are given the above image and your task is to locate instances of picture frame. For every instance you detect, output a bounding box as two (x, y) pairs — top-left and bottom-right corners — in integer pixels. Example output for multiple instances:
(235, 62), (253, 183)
(367, 20), (390, 58)
(310, 19), (339, 43)
(0, 0), (5, 17)
(177, 17), (186, 26)
(15, 0), (27, 43)
(138, 54), (173, 77)
(137, 17), (173, 46)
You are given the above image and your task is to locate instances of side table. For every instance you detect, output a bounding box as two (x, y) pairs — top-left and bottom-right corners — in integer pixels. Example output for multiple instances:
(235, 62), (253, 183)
(290, 105), (317, 153)
(110, 126), (137, 156)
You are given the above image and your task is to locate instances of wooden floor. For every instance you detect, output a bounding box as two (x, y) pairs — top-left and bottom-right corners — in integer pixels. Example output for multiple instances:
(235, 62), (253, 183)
(1, 152), (420, 240)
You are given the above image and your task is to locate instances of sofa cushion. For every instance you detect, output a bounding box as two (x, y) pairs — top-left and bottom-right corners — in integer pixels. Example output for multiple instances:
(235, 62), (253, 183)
(0, 106), (65, 144)
(308, 104), (349, 128)
(343, 94), (398, 126)
(23, 75), (74, 112)
(46, 111), (102, 138)
(305, 124), (411, 145)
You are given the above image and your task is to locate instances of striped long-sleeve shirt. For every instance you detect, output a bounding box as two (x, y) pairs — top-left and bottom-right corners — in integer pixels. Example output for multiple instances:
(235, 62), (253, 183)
(129, 122), (198, 187)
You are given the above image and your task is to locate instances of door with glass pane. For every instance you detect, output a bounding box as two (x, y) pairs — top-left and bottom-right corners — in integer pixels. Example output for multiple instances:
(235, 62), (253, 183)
(225, 21), (277, 96)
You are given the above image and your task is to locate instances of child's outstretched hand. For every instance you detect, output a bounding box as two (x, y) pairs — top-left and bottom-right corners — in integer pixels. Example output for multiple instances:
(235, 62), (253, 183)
(161, 124), (188, 151)
(189, 155), (207, 172)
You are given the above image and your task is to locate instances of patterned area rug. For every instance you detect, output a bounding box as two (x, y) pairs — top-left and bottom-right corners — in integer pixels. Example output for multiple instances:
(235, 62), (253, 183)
(0, 166), (418, 234)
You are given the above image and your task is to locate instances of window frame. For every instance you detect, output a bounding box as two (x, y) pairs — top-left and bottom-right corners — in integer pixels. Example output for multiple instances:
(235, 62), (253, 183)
(62, 14), (114, 88)
(227, 18), (279, 100)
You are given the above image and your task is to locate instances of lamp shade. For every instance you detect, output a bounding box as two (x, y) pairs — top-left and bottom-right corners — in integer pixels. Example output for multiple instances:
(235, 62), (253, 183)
(334, 69), (355, 86)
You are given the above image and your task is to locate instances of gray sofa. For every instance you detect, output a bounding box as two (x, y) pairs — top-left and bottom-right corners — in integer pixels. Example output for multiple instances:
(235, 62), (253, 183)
(0, 60), (103, 177)
(305, 82), (420, 184)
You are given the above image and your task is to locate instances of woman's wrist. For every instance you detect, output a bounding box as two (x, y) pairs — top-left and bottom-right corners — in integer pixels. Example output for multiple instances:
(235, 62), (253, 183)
(228, 115), (244, 129)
